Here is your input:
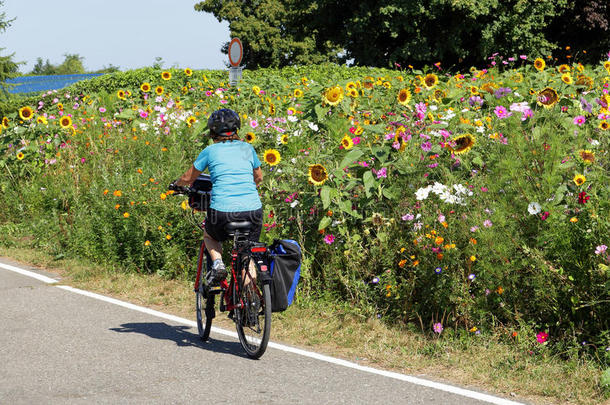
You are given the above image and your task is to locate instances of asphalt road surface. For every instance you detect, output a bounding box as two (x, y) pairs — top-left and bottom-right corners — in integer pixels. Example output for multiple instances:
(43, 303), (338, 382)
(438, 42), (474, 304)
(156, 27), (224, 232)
(0, 259), (524, 404)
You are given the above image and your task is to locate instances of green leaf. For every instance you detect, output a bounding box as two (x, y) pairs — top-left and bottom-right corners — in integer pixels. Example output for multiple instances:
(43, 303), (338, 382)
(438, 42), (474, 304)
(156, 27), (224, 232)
(320, 186), (331, 209)
(363, 170), (375, 198)
(382, 187), (396, 199)
(340, 148), (363, 168)
(116, 109), (136, 120)
(318, 216), (331, 231)
(314, 104), (326, 122)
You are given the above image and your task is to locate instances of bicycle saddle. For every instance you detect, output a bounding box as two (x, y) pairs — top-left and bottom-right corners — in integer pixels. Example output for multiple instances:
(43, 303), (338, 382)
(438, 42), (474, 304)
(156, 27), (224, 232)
(225, 221), (252, 233)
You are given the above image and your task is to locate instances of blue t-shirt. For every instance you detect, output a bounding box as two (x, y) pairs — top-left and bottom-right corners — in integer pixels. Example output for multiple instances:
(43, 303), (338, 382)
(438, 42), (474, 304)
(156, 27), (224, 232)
(194, 140), (262, 212)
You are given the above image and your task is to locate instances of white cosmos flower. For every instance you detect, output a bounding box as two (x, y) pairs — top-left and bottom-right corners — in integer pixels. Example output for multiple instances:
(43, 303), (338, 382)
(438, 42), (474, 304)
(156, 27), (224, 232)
(415, 186), (432, 200)
(528, 202), (541, 215)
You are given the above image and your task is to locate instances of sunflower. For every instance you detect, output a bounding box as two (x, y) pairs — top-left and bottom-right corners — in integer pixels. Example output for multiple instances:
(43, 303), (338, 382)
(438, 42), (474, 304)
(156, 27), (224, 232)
(469, 86), (479, 95)
(323, 86), (344, 106)
(599, 120), (609, 130)
(280, 134), (289, 144)
(341, 134), (354, 150)
(534, 57), (545, 71)
(19, 106), (34, 121)
(433, 89), (446, 102)
(57, 102), (63, 110)
(422, 73), (438, 90)
(184, 68), (193, 76)
(161, 71), (171, 80)
(117, 90), (126, 100)
(397, 88), (411, 106)
(578, 149), (595, 164)
(36, 116), (47, 125)
(245, 132), (256, 143)
(450, 133), (476, 154)
(557, 64), (571, 74)
(186, 116), (196, 127)
(16, 151), (25, 160)
(480, 82), (497, 94)
(308, 164), (328, 186)
(575, 75), (593, 90)
(573, 174), (586, 186)
(511, 72), (524, 83)
(382, 81), (391, 89)
(393, 133), (406, 151)
(293, 88), (303, 98)
(347, 88), (359, 98)
(59, 116), (72, 129)
(268, 104), (276, 115)
(2, 117), (8, 128)
(346, 81), (358, 91)
(363, 76), (375, 89)
(561, 74), (573, 85)
(140, 82), (151, 92)
(604, 61), (610, 74)
(537, 87), (559, 108)
(155, 86), (164, 95)
(252, 85), (261, 94)
(263, 149), (281, 166)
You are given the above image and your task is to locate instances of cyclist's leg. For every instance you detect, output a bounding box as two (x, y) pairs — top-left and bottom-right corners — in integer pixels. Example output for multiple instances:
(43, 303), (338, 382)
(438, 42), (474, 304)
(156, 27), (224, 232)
(242, 208), (263, 286)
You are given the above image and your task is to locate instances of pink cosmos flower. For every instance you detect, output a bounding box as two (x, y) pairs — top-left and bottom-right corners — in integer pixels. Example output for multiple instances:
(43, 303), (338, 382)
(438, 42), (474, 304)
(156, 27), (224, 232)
(536, 331), (549, 344)
(494, 105), (511, 119)
(573, 115), (586, 126)
(250, 120), (258, 128)
(139, 111), (148, 119)
(324, 234), (335, 244)
(595, 245), (608, 255)
(99, 107), (106, 113)
(433, 323), (444, 334)
(483, 219), (493, 228)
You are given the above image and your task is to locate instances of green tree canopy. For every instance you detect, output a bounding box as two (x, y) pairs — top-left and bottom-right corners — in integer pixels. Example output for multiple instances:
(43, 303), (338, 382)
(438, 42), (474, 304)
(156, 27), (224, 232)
(1, 1), (19, 98)
(196, 0), (609, 68)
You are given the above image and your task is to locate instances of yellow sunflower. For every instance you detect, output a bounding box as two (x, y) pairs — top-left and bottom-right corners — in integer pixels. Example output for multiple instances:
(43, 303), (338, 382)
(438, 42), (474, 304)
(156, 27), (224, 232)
(347, 88), (359, 98)
(537, 87), (559, 108)
(117, 90), (127, 100)
(511, 72), (524, 83)
(561, 74), (573, 85)
(19, 106), (34, 121)
(308, 164), (328, 186)
(397, 88), (411, 106)
(140, 82), (151, 92)
(346, 81), (358, 91)
(2, 117), (9, 128)
(599, 120), (609, 131)
(450, 133), (476, 155)
(578, 149), (595, 165)
(323, 86), (344, 106)
(341, 134), (354, 150)
(59, 116), (72, 129)
(293, 88), (304, 98)
(161, 71), (172, 80)
(57, 102), (63, 110)
(245, 132), (256, 143)
(252, 85), (261, 94)
(186, 116), (196, 127)
(534, 58), (545, 71)
(422, 73), (439, 90)
(263, 149), (281, 166)
(573, 174), (586, 186)
(575, 75), (594, 90)
(16, 151), (25, 160)
(155, 86), (164, 95)
(36, 116), (48, 125)
(280, 134), (289, 144)
(603, 61), (610, 74)
(557, 64), (571, 74)
(184, 68), (193, 76)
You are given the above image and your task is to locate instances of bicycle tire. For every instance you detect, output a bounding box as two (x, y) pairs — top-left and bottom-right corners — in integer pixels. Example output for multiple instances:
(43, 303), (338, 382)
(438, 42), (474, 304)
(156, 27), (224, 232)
(235, 266), (271, 359)
(196, 250), (214, 341)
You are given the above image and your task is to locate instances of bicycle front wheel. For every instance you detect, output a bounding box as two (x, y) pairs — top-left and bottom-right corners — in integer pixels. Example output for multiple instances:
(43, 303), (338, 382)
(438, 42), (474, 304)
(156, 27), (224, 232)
(196, 249), (214, 341)
(235, 281), (271, 359)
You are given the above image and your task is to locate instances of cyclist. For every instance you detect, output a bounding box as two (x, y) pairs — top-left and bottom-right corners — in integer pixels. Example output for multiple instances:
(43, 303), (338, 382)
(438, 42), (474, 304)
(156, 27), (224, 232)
(173, 108), (263, 285)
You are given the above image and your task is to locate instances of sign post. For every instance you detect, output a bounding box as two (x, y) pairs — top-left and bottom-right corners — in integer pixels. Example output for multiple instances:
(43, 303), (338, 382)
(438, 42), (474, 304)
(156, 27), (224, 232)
(228, 37), (243, 86)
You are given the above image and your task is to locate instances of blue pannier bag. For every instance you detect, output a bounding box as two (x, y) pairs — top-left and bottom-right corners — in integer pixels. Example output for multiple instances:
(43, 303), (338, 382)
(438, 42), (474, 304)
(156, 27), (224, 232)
(269, 239), (302, 312)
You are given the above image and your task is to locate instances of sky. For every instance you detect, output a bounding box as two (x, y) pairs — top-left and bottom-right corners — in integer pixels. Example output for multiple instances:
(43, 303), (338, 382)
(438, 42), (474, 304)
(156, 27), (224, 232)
(1, 0), (230, 73)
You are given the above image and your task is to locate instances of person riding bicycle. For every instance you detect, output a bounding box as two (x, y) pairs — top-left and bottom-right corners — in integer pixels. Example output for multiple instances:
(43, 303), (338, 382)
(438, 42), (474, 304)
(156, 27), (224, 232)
(173, 108), (263, 285)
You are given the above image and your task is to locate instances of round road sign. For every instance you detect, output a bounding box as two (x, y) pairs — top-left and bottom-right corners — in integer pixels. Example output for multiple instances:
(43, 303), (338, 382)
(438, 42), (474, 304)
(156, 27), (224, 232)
(228, 38), (243, 67)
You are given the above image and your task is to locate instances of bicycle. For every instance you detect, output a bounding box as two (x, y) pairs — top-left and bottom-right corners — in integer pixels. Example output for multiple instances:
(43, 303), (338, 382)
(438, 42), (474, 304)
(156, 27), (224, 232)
(169, 178), (272, 359)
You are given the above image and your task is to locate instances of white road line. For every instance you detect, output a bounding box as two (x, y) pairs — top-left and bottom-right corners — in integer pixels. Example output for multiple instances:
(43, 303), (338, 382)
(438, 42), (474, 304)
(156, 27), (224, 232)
(0, 262), (59, 284)
(3, 264), (523, 405)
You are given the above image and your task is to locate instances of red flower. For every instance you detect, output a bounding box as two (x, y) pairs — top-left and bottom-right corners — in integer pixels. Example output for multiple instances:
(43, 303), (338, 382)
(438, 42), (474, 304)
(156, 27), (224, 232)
(540, 211), (550, 221)
(536, 331), (549, 344)
(578, 191), (590, 204)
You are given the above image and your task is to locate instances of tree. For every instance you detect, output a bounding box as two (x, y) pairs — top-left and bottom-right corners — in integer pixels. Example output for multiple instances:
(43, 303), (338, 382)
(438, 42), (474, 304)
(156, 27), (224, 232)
(55, 54), (85, 75)
(196, 0), (609, 69)
(1, 1), (19, 97)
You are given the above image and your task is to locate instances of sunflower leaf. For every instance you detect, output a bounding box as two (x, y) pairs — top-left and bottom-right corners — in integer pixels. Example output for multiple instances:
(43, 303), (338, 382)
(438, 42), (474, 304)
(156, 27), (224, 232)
(320, 186), (331, 209)
(363, 170), (375, 198)
(340, 148), (363, 168)
(318, 216), (331, 231)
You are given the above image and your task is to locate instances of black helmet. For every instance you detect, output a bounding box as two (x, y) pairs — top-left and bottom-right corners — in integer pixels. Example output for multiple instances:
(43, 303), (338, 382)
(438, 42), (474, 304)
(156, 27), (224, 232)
(207, 108), (241, 136)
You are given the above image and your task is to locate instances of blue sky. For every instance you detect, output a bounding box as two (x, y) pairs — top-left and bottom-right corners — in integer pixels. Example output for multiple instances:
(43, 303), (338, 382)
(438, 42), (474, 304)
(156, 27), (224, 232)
(2, 0), (230, 73)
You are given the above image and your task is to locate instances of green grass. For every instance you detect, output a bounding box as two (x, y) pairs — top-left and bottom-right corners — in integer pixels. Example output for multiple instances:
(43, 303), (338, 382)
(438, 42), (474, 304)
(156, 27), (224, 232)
(0, 241), (607, 405)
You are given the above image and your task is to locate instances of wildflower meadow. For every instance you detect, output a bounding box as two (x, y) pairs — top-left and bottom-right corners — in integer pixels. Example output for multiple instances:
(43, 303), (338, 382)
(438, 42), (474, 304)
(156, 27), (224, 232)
(1, 57), (609, 365)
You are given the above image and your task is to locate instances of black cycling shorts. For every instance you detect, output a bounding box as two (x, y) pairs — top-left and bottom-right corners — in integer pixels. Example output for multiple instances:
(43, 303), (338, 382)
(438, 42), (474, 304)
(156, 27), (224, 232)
(205, 208), (263, 242)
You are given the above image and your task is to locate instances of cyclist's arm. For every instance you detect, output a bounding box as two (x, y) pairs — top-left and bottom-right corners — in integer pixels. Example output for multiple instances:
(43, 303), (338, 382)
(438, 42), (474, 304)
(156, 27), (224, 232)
(176, 165), (202, 187)
(253, 167), (263, 186)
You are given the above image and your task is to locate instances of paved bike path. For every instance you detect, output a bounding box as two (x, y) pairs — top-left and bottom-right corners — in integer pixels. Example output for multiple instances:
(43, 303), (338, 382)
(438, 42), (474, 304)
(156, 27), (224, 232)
(0, 259), (524, 404)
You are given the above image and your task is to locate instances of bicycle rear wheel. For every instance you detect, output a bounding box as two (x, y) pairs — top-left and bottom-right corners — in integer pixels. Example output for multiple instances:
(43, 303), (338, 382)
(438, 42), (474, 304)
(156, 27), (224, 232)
(196, 250), (214, 341)
(235, 278), (271, 359)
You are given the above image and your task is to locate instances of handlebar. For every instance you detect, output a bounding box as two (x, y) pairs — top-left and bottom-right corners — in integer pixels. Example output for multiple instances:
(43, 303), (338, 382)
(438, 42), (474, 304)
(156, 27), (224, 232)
(168, 182), (192, 196)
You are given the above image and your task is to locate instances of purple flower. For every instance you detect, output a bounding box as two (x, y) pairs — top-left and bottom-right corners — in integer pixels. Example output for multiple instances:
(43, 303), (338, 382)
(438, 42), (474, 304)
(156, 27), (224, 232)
(468, 273), (476, 281)
(371, 276), (380, 284)
(402, 213), (414, 221)
(421, 142), (432, 152)
(483, 219), (493, 228)
(433, 323), (444, 334)
(434, 267), (442, 274)
(580, 97), (593, 114)
(469, 96), (484, 107)
(376, 167), (387, 178)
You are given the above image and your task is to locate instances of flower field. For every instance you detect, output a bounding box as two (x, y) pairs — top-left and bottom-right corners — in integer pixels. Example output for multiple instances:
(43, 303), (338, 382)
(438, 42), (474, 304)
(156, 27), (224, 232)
(1, 58), (609, 361)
